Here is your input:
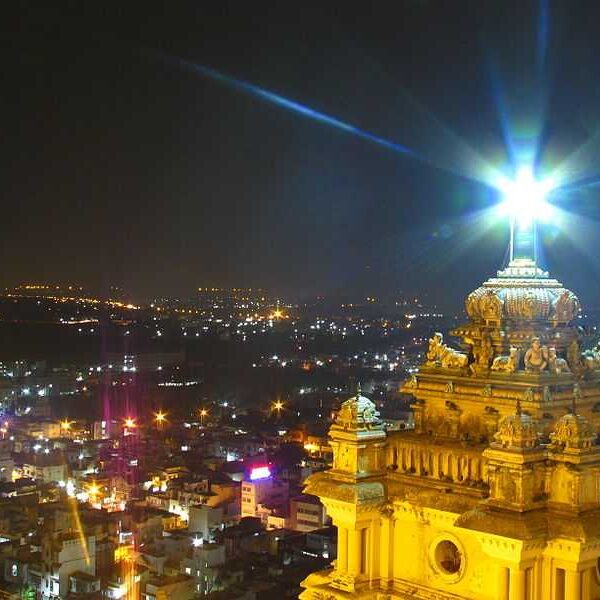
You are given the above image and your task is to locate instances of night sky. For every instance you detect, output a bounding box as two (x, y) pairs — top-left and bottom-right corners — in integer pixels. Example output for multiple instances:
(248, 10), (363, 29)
(5, 2), (600, 308)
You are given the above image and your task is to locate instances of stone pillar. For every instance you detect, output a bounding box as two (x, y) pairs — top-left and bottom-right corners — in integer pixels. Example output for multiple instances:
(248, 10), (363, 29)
(565, 570), (581, 600)
(347, 528), (362, 576)
(380, 517), (394, 584)
(581, 568), (591, 599)
(337, 527), (348, 572)
(509, 568), (526, 600)
(431, 450), (439, 478)
(368, 520), (380, 581)
(541, 559), (552, 599)
(497, 565), (510, 600)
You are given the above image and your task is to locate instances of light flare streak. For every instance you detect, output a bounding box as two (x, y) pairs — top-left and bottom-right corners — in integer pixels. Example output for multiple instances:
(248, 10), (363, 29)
(147, 50), (505, 189)
(67, 497), (91, 567)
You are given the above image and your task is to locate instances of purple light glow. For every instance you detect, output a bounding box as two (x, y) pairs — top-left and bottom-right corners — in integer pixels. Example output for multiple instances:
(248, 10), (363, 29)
(249, 466), (271, 480)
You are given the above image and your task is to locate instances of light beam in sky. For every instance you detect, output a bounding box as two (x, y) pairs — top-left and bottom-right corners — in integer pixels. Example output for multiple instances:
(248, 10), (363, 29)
(147, 50), (505, 189)
(147, 38), (598, 258)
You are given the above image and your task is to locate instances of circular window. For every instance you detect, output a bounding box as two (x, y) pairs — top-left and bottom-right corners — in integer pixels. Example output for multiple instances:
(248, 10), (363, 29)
(434, 540), (462, 575)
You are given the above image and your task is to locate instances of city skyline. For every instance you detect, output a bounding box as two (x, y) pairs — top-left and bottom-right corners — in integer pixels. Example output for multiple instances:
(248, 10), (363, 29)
(6, 4), (600, 306)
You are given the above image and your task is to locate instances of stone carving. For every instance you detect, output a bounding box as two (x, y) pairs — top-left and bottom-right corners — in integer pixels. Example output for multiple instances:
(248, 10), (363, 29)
(426, 332), (468, 369)
(473, 332), (493, 370)
(479, 290), (503, 320)
(465, 279), (580, 325)
(582, 347), (600, 371)
(521, 292), (537, 319)
(493, 402), (539, 449)
(440, 347), (469, 369)
(405, 375), (418, 389)
(380, 502), (394, 518)
(567, 339), (582, 372)
(426, 332), (445, 365)
(465, 293), (479, 320)
(491, 347), (520, 373)
(573, 383), (583, 406)
(523, 388), (534, 403)
(552, 290), (580, 323)
(524, 337), (548, 372)
(550, 412), (596, 450)
(548, 347), (571, 374)
(335, 386), (381, 430)
(466, 289), (503, 321)
(329, 572), (356, 593)
(499, 468), (517, 499)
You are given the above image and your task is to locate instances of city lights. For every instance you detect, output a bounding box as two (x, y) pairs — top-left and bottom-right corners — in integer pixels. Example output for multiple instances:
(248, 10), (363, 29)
(8, 7), (600, 600)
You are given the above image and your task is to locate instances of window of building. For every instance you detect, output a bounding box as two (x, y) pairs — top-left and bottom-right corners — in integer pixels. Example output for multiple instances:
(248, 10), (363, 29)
(434, 540), (461, 575)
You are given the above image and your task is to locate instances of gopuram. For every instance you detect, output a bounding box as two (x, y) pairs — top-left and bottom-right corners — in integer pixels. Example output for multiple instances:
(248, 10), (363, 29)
(301, 212), (600, 599)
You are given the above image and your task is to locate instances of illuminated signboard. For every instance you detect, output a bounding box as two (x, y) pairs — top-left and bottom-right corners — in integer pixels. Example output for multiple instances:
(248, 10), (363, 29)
(249, 466), (271, 480)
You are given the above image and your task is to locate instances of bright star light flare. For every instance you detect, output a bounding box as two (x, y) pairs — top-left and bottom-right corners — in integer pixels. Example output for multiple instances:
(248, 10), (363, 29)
(496, 166), (554, 227)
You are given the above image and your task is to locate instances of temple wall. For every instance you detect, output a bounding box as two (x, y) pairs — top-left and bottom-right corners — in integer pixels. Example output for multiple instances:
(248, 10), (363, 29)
(386, 435), (488, 485)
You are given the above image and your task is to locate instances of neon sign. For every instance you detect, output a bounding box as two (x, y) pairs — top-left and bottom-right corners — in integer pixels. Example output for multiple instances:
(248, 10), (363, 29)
(249, 466), (271, 480)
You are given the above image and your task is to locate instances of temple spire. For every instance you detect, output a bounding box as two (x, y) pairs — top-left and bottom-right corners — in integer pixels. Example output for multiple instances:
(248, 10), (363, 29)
(509, 218), (538, 267)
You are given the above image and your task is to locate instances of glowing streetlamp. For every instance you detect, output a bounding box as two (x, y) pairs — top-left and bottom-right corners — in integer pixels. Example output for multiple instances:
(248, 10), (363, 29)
(199, 408), (208, 427)
(272, 400), (284, 418)
(123, 417), (136, 432)
(60, 419), (73, 433)
(87, 481), (100, 504)
(154, 410), (167, 428)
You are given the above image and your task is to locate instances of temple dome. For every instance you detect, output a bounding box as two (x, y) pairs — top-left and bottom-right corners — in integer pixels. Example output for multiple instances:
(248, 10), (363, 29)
(549, 412), (597, 451)
(335, 385), (381, 430)
(465, 275), (580, 325)
(492, 403), (539, 449)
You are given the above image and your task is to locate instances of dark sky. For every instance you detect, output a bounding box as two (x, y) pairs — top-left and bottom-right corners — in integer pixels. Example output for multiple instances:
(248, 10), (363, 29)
(5, 2), (600, 307)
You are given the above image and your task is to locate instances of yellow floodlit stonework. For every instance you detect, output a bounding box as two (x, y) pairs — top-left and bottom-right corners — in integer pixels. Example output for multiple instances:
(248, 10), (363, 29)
(301, 258), (600, 600)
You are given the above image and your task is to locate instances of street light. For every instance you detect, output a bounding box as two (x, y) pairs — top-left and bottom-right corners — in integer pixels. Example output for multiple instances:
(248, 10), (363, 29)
(154, 410), (167, 427)
(199, 408), (208, 427)
(272, 400), (284, 417)
(60, 419), (73, 432)
(124, 417), (136, 430)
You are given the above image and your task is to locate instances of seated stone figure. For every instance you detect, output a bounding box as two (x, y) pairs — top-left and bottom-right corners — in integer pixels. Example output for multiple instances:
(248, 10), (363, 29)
(547, 347), (570, 374)
(426, 332), (445, 365)
(524, 337), (548, 372)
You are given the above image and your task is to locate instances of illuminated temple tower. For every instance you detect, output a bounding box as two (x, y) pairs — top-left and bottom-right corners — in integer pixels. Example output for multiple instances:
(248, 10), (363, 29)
(301, 218), (600, 599)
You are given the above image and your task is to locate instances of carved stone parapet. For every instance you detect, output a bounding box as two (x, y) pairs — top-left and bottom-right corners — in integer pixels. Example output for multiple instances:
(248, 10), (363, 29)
(329, 572), (358, 593)
(483, 406), (500, 440)
(412, 399), (426, 434)
(444, 401), (461, 439)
